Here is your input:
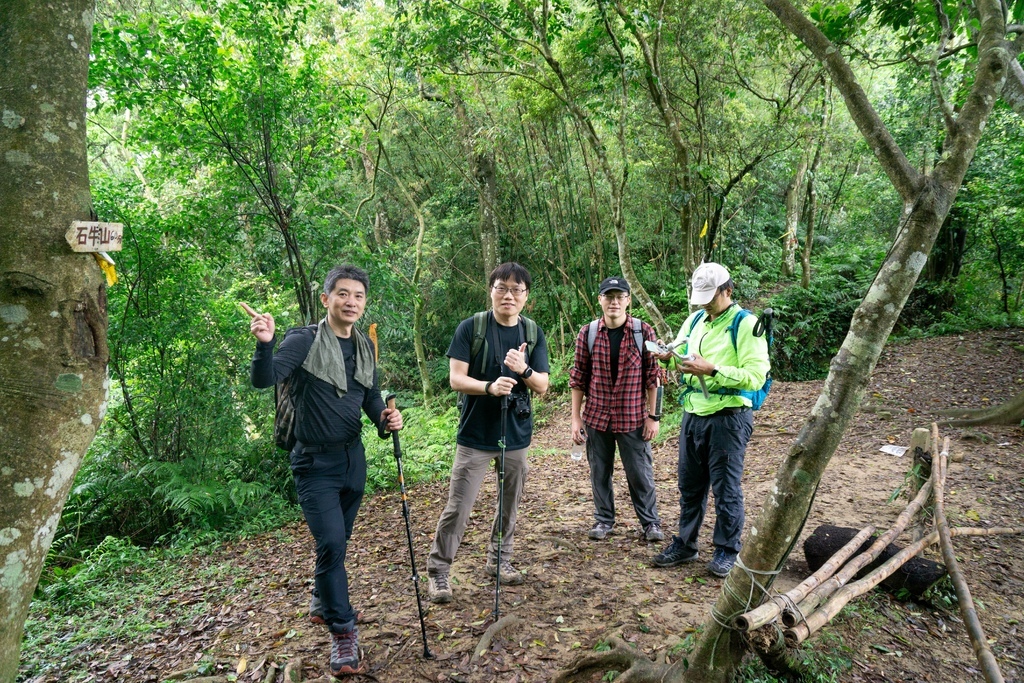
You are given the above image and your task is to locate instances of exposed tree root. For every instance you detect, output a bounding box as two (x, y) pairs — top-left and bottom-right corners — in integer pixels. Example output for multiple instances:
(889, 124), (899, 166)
(538, 535), (579, 552)
(551, 636), (682, 683)
(470, 614), (522, 665)
(937, 389), (1024, 426)
(282, 656), (302, 682)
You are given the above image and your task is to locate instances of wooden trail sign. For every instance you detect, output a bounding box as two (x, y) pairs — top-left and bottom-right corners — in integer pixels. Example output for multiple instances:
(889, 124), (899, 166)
(65, 221), (123, 252)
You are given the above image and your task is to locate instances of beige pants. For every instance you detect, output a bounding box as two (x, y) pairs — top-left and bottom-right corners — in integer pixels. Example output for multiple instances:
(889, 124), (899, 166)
(426, 444), (529, 576)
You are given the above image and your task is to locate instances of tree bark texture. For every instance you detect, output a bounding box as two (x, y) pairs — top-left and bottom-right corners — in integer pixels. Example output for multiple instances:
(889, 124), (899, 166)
(680, 1), (1008, 681)
(0, 1), (107, 679)
(781, 157), (807, 277)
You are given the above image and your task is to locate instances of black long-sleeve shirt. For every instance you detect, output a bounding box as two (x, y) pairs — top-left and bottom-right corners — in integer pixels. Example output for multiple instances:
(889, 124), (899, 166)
(251, 326), (386, 446)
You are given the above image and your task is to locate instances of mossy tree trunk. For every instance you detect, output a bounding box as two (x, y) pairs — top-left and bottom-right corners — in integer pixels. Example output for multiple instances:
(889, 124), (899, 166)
(0, 1), (108, 679)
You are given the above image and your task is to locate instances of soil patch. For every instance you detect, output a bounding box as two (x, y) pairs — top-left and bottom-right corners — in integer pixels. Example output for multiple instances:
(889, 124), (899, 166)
(25, 329), (1024, 682)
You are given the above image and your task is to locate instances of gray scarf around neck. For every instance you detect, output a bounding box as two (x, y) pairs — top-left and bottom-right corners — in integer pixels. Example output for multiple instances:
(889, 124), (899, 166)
(301, 318), (375, 396)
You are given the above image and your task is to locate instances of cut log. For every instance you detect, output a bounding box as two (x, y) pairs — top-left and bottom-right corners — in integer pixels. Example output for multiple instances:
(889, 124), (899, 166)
(803, 524), (946, 597)
(783, 475), (935, 627)
(734, 525), (875, 632)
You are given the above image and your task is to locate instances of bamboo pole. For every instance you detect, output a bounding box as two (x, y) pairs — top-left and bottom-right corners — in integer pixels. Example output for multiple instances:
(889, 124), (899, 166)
(734, 525), (875, 632)
(782, 470), (936, 627)
(785, 524), (1022, 646)
(933, 427), (1007, 683)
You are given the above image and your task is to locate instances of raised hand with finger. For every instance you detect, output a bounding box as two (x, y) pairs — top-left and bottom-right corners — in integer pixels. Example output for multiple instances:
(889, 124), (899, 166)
(240, 302), (275, 343)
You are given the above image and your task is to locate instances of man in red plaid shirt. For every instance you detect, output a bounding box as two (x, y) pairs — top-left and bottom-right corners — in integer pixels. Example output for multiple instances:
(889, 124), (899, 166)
(569, 277), (665, 542)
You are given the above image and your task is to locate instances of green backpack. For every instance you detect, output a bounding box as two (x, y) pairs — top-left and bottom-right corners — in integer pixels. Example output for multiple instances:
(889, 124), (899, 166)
(467, 311), (538, 377)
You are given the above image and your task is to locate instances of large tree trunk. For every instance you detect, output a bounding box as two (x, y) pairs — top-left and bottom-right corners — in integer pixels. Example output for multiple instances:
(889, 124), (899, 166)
(680, 0), (1009, 680)
(0, 1), (107, 679)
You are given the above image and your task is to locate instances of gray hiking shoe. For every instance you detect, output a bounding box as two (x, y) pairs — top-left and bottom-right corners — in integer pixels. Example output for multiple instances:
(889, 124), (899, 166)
(589, 522), (614, 540)
(707, 548), (738, 578)
(485, 559), (524, 585)
(643, 523), (665, 542)
(651, 537), (699, 568)
(428, 574), (453, 604)
(329, 621), (363, 676)
(309, 590), (363, 625)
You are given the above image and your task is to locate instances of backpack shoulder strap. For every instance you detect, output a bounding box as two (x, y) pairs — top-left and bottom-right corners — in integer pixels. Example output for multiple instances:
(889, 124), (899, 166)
(687, 310), (706, 336)
(631, 317), (644, 357)
(729, 308), (752, 350)
(520, 314), (538, 358)
(587, 320), (600, 353)
(469, 311), (489, 375)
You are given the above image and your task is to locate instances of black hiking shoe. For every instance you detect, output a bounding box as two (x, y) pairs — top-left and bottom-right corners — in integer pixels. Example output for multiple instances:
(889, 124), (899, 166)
(330, 621), (363, 676)
(707, 548), (738, 578)
(643, 523), (665, 542)
(651, 537), (699, 568)
(589, 522), (614, 540)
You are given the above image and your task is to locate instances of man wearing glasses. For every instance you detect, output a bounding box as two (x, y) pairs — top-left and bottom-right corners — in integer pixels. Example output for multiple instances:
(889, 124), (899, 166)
(569, 277), (665, 544)
(426, 262), (550, 604)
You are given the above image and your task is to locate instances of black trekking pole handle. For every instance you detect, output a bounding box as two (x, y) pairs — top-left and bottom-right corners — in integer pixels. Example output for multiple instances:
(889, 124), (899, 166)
(753, 307), (773, 338)
(385, 395), (434, 659)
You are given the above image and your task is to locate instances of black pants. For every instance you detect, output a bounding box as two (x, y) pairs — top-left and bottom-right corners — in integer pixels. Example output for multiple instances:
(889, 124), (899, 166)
(674, 409), (753, 554)
(292, 441), (365, 633)
(585, 426), (660, 528)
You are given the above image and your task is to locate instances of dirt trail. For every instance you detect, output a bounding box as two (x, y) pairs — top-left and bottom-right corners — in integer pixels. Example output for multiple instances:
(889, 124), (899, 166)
(34, 330), (1024, 682)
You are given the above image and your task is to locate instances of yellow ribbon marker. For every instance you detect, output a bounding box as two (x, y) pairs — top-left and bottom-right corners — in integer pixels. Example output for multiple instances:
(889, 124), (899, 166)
(93, 252), (118, 286)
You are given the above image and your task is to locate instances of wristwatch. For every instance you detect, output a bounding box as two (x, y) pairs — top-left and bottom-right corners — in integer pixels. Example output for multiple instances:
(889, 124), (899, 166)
(648, 414), (660, 421)
(521, 366), (534, 379)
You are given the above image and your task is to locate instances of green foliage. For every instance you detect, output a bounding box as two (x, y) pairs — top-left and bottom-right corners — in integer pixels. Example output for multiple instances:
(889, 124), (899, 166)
(362, 405), (460, 493)
(737, 632), (853, 682)
(765, 270), (874, 381)
(68, 0), (1024, 578)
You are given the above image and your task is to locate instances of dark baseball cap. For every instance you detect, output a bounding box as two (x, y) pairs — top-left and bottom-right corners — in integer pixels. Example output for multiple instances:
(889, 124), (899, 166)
(598, 276), (631, 295)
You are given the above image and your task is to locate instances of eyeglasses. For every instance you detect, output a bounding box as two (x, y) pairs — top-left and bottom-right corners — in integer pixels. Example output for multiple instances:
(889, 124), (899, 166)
(601, 293), (630, 302)
(492, 285), (528, 296)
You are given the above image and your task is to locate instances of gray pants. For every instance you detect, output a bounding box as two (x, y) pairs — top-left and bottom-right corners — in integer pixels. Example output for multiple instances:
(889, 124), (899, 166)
(676, 409), (753, 554)
(586, 426), (661, 528)
(427, 444), (529, 576)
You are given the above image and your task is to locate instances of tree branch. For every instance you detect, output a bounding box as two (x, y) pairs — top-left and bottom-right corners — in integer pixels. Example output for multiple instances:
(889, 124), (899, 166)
(762, 0), (921, 200)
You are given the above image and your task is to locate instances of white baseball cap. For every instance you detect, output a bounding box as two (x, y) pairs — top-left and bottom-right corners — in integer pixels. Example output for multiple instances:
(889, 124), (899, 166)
(690, 262), (731, 306)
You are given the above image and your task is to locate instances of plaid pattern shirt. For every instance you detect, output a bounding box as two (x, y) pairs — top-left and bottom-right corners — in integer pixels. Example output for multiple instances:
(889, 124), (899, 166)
(569, 316), (660, 433)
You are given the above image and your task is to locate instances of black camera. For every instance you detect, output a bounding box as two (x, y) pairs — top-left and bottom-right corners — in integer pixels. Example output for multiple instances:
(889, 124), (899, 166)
(510, 392), (531, 419)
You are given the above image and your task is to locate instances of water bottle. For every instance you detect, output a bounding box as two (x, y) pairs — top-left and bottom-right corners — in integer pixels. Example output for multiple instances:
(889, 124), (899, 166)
(570, 441), (585, 461)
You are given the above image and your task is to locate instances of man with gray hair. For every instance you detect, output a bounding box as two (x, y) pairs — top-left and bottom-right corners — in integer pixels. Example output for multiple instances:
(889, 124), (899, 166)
(246, 265), (401, 676)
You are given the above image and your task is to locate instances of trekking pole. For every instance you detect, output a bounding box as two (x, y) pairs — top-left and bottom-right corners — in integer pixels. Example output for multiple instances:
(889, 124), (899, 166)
(383, 394), (434, 660)
(494, 393), (509, 621)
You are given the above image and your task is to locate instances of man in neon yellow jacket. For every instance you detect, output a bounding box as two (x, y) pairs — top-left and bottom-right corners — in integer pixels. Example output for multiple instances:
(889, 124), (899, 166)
(652, 262), (770, 577)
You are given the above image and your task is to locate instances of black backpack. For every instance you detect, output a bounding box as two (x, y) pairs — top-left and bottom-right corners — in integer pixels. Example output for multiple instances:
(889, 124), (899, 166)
(273, 325), (377, 451)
